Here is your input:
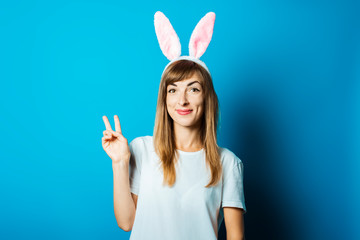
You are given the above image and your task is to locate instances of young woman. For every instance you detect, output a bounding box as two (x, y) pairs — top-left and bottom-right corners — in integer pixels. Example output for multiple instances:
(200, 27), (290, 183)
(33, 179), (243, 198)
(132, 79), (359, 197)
(101, 11), (246, 240)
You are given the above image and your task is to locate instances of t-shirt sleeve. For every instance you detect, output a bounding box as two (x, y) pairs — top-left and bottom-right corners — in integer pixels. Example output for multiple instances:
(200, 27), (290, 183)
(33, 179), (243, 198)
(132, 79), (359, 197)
(128, 138), (142, 196)
(222, 156), (247, 213)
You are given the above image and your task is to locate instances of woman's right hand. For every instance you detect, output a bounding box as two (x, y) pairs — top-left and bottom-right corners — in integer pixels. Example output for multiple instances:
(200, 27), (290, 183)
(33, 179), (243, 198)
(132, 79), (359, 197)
(102, 115), (131, 164)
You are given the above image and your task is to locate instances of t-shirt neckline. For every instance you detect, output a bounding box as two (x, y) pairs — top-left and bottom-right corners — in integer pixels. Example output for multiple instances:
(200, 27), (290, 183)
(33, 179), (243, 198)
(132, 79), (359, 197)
(176, 148), (204, 155)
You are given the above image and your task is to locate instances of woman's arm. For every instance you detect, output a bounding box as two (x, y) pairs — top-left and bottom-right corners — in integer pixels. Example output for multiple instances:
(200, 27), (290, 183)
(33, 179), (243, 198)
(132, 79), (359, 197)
(112, 161), (137, 232)
(223, 207), (245, 240)
(102, 115), (137, 231)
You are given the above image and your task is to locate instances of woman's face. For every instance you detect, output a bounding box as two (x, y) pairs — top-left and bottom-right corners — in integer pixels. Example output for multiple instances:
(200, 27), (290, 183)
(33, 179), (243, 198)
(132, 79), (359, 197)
(166, 72), (204, 129)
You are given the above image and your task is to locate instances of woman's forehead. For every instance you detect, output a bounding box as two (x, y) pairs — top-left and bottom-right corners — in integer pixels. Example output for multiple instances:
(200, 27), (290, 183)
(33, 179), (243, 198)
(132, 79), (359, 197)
(167, 72), (203, 86)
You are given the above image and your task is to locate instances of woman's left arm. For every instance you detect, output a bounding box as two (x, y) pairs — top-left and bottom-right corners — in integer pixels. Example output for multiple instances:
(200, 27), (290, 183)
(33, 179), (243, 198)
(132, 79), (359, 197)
(223, 207), (245, 240)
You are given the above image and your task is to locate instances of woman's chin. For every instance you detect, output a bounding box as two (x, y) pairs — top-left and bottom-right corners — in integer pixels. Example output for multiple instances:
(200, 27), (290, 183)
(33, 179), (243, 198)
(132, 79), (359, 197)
(173, 119), (201, 129)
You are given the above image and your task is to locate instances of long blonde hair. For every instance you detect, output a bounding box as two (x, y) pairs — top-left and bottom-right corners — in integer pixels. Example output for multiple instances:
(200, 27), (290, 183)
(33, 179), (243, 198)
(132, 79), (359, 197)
(153, 60), (221, 188)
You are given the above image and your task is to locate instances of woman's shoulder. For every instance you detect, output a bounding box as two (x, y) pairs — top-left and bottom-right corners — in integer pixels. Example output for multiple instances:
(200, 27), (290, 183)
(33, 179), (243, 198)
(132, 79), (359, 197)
(129, 135), (154, 153)
(218, 146), (243, 170)
(129, 135), (153, 145)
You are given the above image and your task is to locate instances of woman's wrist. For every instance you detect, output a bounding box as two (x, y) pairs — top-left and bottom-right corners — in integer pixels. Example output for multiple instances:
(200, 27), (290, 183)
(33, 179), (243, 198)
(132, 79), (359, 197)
(112, 159), (129, 169)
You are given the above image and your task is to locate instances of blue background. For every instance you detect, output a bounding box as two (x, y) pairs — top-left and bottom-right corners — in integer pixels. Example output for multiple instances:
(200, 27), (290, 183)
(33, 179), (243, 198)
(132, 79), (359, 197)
(0, 0), (359, 239)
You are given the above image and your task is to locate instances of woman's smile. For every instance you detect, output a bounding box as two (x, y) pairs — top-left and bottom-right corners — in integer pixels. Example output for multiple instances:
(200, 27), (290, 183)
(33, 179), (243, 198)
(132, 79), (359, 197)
(176, 109), (193, 115)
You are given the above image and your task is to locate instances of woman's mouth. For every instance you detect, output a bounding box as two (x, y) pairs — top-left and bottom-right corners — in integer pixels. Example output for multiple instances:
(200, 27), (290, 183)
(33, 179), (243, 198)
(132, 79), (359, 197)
(176, 109), (193, 115)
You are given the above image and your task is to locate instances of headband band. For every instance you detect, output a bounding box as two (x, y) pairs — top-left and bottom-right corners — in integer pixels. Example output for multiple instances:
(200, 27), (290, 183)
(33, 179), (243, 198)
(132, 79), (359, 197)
(161, 56), (210, 77)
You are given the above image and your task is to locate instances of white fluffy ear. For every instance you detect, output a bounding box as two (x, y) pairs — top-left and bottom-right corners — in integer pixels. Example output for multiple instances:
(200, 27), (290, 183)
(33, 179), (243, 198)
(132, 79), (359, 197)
(189, 12), (216, 59)
(154, 11), (181, 61)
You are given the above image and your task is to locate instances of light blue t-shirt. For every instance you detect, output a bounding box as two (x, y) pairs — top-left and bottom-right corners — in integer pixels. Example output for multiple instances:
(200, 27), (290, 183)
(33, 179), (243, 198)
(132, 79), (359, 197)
(128, 136), (246, 240)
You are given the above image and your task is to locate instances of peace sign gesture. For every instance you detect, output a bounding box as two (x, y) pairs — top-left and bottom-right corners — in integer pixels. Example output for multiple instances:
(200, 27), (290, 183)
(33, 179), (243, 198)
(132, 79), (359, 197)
(102, 115), (131, 164)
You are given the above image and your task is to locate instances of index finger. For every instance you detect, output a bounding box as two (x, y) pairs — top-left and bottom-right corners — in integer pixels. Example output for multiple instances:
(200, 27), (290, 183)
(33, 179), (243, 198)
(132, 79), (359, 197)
(114, 115), (122, 133)
(102, 116), (113, 130)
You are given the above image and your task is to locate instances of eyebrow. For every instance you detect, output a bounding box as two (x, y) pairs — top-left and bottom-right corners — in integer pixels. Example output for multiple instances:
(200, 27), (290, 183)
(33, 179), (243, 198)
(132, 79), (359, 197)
(169, 81), (201, 87)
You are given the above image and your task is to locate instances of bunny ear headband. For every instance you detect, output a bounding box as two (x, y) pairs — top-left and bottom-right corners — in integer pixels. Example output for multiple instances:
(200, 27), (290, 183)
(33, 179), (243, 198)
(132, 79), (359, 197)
(154, 11), (216, 76)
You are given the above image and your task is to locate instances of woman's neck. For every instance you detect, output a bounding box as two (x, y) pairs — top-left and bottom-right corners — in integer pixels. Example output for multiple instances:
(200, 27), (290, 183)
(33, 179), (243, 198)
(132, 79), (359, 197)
(173, 124), (203, 151)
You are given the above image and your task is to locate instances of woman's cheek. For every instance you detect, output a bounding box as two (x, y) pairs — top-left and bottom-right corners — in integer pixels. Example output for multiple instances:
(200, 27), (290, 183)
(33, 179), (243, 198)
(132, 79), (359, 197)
(194, 96), (204, 106)
(166, 96), (174, 106)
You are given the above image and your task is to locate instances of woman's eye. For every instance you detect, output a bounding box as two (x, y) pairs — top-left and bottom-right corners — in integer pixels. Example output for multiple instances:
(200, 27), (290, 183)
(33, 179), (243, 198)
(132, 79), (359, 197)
(168, 88), (200, 93)
(190, 88), (200, 92)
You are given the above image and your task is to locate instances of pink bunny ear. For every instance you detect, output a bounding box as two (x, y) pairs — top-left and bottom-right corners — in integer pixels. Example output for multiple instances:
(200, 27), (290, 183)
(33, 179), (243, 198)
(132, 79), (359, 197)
(154, 11), (181, 61)
(189, 12), (216, 59)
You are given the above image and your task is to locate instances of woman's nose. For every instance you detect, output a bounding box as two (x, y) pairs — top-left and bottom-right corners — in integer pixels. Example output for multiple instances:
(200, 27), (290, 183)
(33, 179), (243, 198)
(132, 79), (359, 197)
(178, 91), (189, 105)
